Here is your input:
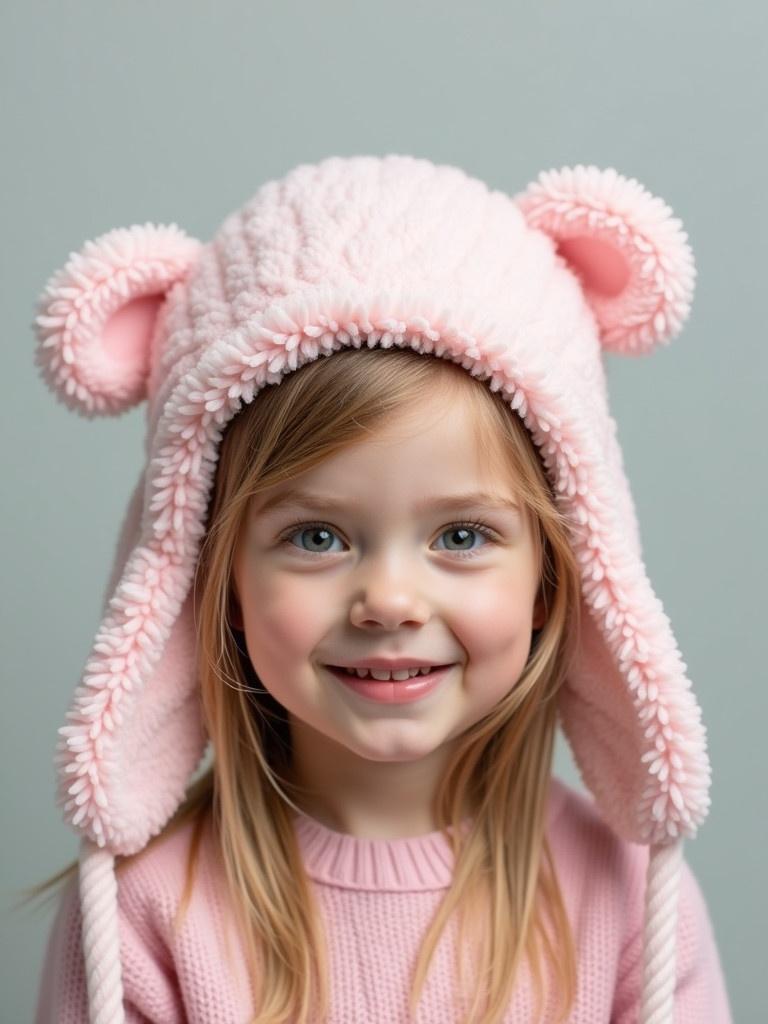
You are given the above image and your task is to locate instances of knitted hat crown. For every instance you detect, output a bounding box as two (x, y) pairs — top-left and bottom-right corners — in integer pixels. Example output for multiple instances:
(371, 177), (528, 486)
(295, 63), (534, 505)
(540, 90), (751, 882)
(34, 154), (707, 1024)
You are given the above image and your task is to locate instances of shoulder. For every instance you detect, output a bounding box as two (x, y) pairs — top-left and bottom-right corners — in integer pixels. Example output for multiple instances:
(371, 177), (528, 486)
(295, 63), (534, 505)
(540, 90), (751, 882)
(546, 775), (649, 911)
(547, 773), (639, 861)
(547, 776), (721, 919)
(113, 815), (256, 1016)
(549, 776), (733, 1020)
(47, 815), (215, 943)
(610, 840), (733, 1019)
(36, 820), (214, 1024)
(114, 813), (219, 938)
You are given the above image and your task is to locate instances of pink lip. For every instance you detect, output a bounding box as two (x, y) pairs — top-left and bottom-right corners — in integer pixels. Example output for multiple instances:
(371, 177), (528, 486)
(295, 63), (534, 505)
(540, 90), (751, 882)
(326, 664), (453, 704)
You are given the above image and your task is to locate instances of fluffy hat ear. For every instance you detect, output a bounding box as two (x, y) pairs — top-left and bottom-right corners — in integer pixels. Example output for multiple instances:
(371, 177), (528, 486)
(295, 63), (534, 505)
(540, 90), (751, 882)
(514, 165), (696, 355)
(33, 223), (202, 417)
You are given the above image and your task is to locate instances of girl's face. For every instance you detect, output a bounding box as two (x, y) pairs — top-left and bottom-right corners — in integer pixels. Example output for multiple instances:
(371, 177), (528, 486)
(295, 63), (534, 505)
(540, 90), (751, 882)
(231, 388), (546, 837)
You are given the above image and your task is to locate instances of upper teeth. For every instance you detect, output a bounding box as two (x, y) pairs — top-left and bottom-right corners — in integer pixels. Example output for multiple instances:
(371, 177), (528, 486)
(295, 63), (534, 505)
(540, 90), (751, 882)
(341, 666), (435, 681)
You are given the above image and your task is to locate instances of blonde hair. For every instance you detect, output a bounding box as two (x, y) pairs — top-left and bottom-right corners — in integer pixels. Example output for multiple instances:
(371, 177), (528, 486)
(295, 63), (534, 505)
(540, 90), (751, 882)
(23, 344), (583, 1024)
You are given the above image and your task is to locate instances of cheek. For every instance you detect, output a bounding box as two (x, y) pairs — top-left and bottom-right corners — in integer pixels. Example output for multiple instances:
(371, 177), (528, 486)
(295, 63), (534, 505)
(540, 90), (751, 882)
(456, 581), (536, 716)
(240, 574), (329, 664)
(454, 575), (535, 661)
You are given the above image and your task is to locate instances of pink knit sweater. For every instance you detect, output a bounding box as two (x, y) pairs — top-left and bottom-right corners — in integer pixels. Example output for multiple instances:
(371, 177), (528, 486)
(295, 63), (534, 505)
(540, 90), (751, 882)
(35, 776), (732, 1023)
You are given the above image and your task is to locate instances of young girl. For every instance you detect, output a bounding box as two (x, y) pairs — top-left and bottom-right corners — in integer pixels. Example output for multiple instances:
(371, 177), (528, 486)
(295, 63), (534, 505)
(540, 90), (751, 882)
(28, 154), (732, 1023)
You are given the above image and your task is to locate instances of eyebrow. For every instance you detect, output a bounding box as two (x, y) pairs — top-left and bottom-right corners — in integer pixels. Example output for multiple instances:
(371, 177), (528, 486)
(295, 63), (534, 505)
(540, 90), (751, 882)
(254, 488), (522, 517)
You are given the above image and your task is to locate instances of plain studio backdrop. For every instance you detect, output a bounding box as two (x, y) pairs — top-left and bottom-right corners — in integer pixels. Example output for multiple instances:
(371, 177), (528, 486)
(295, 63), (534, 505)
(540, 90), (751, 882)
(2, 2), (764, 1019)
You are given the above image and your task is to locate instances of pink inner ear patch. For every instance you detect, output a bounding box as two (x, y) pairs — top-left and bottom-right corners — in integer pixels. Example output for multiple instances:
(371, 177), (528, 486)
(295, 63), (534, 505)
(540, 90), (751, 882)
(102, 294), (164, 374)
(557, 235), (631, 298)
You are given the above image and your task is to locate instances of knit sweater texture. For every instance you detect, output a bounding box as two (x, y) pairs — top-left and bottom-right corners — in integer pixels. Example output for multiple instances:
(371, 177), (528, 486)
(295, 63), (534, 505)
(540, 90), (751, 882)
(35, 776), (732, 1023)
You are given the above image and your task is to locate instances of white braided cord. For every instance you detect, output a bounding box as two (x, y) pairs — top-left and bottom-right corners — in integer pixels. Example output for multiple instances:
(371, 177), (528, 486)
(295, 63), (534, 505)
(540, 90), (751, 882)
(640, 837), (684, 1023)
(78, 838), (126, 1024)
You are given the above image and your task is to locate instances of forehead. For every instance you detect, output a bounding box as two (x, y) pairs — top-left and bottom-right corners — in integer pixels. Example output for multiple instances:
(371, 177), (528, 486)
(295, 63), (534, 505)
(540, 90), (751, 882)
(253, 386), (526, 516)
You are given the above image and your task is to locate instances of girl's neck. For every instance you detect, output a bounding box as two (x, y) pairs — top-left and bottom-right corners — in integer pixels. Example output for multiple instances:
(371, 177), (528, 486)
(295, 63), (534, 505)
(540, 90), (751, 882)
(285, 720), (463, 840)
(290, 797), (446, 840)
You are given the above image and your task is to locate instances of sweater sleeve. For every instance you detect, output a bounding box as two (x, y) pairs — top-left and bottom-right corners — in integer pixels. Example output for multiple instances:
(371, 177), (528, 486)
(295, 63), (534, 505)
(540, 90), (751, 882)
(34, 871), (186, 1024)
(611, 857), (733, 1023)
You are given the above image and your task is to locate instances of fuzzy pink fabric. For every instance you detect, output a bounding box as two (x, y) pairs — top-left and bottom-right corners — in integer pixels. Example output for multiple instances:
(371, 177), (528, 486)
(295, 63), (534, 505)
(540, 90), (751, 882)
(32, 154), (711, 1024)
(35, 777), (732, 1023)
(34, 158), (706, 856)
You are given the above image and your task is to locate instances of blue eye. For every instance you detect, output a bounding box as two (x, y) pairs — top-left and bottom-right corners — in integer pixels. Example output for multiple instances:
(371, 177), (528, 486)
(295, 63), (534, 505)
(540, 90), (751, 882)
(435, 524), (494, 554)
(282, 524), (344, 555)
(278, 521), (497, 559)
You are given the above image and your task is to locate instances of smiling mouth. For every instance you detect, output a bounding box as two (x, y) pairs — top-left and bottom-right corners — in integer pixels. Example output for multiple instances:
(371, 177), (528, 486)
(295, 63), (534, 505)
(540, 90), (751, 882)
(325, 664), (453, 681)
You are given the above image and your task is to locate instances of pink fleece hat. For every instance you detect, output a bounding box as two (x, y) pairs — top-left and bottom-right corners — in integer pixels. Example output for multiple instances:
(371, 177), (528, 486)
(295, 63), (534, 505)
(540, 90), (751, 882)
(34, 154), (708, 1023)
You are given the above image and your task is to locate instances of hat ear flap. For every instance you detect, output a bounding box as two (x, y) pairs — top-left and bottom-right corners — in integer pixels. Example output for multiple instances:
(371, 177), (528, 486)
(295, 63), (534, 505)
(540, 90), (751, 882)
(33, 223), (202, 417)
(514, 165), (696, 355)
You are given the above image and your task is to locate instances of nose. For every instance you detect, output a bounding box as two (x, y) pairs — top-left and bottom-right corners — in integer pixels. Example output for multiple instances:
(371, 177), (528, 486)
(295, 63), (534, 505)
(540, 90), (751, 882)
(349, 557), (431, 630)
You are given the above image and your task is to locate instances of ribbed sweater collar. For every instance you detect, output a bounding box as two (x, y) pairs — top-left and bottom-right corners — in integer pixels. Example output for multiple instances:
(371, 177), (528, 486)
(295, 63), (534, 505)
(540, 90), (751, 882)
(292, 777), (566, 892)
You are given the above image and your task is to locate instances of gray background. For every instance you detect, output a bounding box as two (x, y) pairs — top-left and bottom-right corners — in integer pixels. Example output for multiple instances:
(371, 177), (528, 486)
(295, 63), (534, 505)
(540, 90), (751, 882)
(2, 1), (764, 1019)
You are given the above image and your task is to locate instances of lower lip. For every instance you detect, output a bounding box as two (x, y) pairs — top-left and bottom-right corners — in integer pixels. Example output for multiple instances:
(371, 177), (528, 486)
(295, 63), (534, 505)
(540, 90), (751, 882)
(326, 665), (454, 703)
